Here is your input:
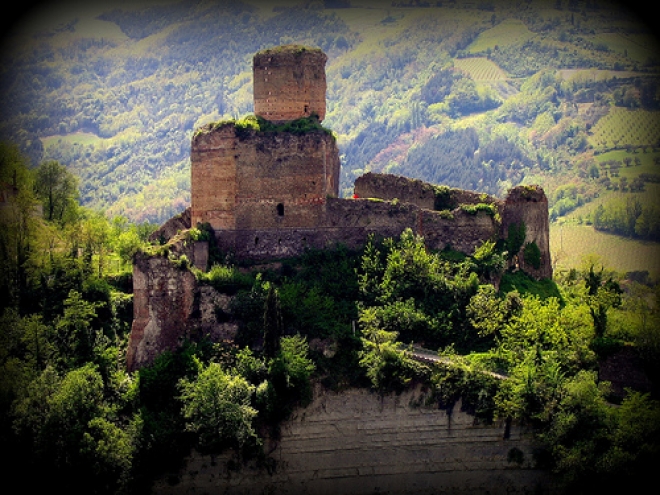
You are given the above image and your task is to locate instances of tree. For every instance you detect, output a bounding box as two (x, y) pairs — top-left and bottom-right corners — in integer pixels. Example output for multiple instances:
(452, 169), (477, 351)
(583, 265), (622, 338)
(178, 362), (259, 454)
(358, 306), (417, 393)
(34, 160), (79, 224)
(262, 284), (283, 359)
(269, 335), (316, 405)
(55, 290), (100, 368)
(0, 144), (41, 313)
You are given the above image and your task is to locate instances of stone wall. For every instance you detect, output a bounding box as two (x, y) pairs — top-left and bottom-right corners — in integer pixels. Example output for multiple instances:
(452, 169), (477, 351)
(253, 45), (327, 123)
(353, 172), (500, 211)
(191, 124), (340, 232)
(153, 386), (554, 495)
(500, 185), (552, 279)
(126, 253), (236, 372)
(190, 123), (238, 230)
(213, 197), (501, 262)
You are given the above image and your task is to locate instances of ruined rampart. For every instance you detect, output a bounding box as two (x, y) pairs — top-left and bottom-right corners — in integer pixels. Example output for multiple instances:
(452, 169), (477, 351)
(500, 185), (552, 279)
(126, 253), (237, 372)
(354, 172), (500, 211)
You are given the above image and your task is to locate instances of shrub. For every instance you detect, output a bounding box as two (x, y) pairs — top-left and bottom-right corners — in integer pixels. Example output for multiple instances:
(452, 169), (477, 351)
(523, 241), (541, 269)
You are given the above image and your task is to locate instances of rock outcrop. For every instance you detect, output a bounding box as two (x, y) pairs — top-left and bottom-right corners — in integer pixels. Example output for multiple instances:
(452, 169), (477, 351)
(153, 386), (553, 495)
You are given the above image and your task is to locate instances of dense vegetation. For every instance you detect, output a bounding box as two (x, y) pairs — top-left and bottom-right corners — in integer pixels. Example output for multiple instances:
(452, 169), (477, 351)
(2, 142), (659, 494)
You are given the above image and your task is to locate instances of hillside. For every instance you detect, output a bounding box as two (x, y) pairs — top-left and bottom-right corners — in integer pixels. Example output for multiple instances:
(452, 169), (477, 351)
(1, 0), (659, 272)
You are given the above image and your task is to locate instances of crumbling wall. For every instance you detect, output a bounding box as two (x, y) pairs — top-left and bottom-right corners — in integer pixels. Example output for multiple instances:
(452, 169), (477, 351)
(127, 254), (197, 372)
(191, 123), (340, 233)
(190, 123), (238, 230)
(500, 185), (552, 279)
(234, 129), (340, 229)
(354, 172), (500, 212)
(354, 172), (438, 210)
(126, 253), (237, 372)
(253, 45), (327, 123)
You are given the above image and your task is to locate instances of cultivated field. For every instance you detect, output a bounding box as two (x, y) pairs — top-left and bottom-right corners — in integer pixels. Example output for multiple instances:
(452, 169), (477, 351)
(454, 57), (508, 81)
(589, 108), (660, 150)
(550, 223), (660, 279)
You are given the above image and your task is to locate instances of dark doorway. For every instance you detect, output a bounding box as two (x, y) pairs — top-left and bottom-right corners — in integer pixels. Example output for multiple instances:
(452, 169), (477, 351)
(276, 203), (284, 216)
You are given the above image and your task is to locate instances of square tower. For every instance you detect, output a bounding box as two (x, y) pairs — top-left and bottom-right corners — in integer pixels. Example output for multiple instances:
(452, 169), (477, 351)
(253, 45), (327, 123)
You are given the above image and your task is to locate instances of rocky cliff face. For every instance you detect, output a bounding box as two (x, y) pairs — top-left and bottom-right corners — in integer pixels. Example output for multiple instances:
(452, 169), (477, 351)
(153, 386), (553, 495)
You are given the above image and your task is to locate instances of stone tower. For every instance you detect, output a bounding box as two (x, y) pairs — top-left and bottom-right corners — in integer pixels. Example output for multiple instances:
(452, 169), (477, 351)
(190, 45), (339, 237)
(253, 45), (327, 123)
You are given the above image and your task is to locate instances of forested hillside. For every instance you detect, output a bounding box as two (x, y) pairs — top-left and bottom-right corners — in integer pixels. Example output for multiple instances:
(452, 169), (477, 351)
(0, 0), (658, 223)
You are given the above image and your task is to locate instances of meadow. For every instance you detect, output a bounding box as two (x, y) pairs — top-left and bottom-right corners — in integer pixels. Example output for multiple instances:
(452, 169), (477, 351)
(466, 18), (534, 53)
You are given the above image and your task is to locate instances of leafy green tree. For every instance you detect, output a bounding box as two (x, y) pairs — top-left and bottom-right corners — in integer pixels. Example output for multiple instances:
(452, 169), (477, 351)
(0, 144), (41, 313)
(55, 289), (100, 368)
(466, 285), (521, 338)
(583, 265), (622, 338)
(542, 373), (660, 494)
(34, 160), (79, 225)
(269, 335), (315, 403)
(12, 364), (134, 494)
(178, 362), (259, 454)
(358, 306), (417, 393)
(263, 284), (283, 360)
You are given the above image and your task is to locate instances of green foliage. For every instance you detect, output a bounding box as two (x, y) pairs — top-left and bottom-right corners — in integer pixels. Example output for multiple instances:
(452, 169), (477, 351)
(523, 241), (541, 270)
(178, 362), (259, 454)
(592, 197), (660, 241)
(34, 160), (80, 225)
(541, 373), (660, 493)
(430, 356), (500, 421)
(499, 270), (561, 300)
(358, 307), (420, 394)
(460, 202), (498, 216)
(506, 221), (526, 259)
(583, 264), (622, 339)
(267, 335), (316, 418)
(195, 264), (254, 295)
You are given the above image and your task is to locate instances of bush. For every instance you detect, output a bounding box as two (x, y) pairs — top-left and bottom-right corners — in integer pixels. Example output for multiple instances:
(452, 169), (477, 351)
(523, 241), (541, 269)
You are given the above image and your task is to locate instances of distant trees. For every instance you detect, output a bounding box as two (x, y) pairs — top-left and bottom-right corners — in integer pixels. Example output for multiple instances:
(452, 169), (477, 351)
(592, 197), (660, 241)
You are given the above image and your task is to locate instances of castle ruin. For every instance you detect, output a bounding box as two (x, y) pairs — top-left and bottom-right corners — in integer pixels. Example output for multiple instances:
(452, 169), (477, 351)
(126, 45), (551, 371)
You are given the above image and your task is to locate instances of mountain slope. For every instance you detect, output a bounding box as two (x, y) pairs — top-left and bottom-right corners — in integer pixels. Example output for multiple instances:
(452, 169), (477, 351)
(0, 0), (658, 226)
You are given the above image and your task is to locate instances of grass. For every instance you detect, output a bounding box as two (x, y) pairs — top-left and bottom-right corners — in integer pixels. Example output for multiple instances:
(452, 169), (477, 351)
(592, 32), (660, 65)
(595, 150), (660, 179)
(467, 18), (535, 54)
(550, 222), (660, 279)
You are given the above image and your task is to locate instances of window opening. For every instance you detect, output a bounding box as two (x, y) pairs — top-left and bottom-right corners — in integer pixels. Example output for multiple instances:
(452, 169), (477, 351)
(276, 203), (284, 216)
